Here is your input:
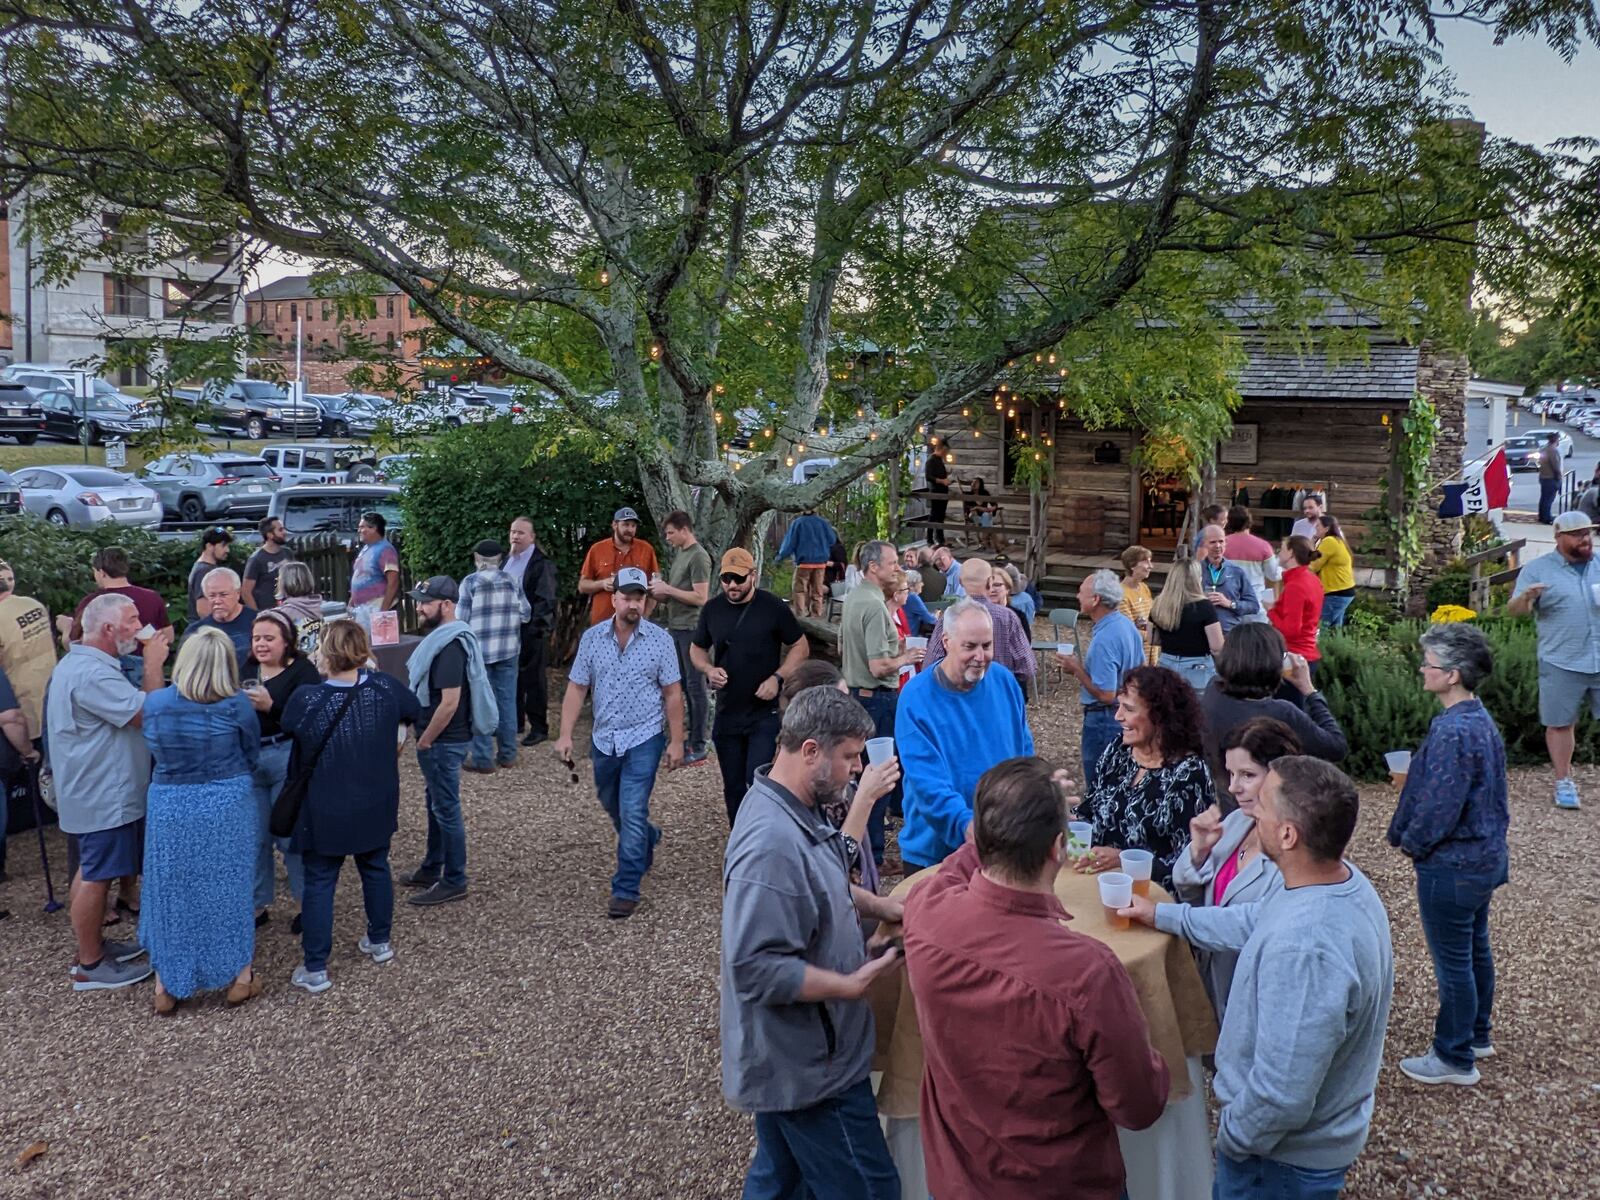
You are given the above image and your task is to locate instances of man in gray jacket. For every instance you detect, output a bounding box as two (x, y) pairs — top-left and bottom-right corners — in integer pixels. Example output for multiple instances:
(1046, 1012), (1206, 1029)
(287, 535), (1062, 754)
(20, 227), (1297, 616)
(720, 686), (904, 1199)
(1125, 756), (1393, 1199)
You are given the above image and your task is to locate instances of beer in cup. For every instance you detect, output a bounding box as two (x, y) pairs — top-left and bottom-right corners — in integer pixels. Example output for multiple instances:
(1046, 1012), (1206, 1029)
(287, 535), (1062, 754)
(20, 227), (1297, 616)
(1384, 750), (1412, 789)
(1098, 872), (1133, 930)
(1119, 849), (1154, 897)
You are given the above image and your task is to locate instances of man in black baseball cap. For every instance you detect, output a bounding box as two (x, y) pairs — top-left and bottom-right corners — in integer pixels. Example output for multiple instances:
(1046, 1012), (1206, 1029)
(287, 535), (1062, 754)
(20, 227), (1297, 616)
(187, 526), (234, 620)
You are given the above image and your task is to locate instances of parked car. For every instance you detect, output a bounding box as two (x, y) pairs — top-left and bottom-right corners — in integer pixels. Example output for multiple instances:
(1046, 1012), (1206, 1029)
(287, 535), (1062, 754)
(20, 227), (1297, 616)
(0, 469), (22, 515)
(1563, 405), (1600, 427)
(12, 465), (162, 529)
(1504, 432), (1574, 470)
(376, 453), (415, 484)
(305, 392), (382, 438)
(139, 452), (280, 523)
(258, 443), (381, 487)
(181, 379), (322, 439)
(1, 366), (148, 412)
(0, 381), (47, 445)
(268, 483), (403, 539)
(31, 385), (155, 444)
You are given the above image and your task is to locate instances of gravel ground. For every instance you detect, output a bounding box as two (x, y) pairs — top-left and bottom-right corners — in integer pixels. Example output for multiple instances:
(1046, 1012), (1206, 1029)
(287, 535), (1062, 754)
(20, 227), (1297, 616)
(1, 679), (1596, 1198)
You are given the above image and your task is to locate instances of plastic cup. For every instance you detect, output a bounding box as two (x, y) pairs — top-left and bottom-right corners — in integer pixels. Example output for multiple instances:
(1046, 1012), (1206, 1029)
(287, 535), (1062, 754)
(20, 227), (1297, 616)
(906, 637), (928, 650)
(1098, 872), (1133, 930)
(866, 737), (895, 766)
(1120, 849), (1154, 897)
(1056, 642), (1075, 658)
(1067, 821), (1093, 856)
(1385, 750), (1412, 787)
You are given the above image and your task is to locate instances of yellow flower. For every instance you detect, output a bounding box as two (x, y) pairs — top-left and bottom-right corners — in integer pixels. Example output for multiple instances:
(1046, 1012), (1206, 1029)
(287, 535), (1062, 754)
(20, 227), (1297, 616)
(1429, 604), (1476, 624)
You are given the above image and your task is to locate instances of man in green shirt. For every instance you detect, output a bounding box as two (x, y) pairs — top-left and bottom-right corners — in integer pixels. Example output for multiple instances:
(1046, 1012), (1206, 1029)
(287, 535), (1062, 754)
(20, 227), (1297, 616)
(650, 510), (713, 764)
(840, 539), (924, 863)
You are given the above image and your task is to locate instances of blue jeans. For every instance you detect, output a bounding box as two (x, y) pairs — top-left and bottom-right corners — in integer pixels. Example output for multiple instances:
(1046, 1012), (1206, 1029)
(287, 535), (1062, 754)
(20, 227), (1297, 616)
(857, 689), (899, 863)
(417, 741), (470, 887)
(1416, 863), (1501, 1069)
(251, 740), (299, 909)
(1160, 653), (1216, 693)
(300, 845), (393, 973)
(469, 657), (520, 768)
(671, 629), (709, 753)
(1214, 1154), (1347, 1200)
(592, 732), (665, 902)
(1539, 476), (1559, 524)
(1320, 593), (1355, 628)
(742, 1078), (900, 1200)
(1081, 706), (1122, 786)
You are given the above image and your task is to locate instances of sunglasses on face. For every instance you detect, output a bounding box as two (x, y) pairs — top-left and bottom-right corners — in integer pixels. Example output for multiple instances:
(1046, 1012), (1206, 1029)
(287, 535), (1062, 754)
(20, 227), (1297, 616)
(721, 572), (749, 584)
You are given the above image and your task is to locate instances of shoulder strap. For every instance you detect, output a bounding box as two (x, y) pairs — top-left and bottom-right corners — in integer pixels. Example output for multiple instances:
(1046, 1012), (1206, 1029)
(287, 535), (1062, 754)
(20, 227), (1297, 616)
(302, 683), (362, 773)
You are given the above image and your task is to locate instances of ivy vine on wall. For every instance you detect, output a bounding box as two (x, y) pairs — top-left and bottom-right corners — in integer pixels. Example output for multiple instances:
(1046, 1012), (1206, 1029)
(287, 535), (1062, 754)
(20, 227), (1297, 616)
(1394, 390), (1439, 581)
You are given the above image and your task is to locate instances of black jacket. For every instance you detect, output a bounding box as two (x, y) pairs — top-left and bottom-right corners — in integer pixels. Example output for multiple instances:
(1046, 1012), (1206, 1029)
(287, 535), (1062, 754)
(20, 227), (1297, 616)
(522, 547), (559, 639)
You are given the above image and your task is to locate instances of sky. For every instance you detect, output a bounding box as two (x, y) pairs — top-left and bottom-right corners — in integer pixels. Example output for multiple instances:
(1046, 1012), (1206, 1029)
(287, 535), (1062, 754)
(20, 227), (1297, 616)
(248, 20), (1597, 290)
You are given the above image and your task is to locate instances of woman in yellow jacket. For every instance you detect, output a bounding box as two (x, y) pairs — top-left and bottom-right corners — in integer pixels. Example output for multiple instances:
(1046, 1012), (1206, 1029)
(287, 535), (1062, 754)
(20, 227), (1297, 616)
(1309, 513), (1356, 627)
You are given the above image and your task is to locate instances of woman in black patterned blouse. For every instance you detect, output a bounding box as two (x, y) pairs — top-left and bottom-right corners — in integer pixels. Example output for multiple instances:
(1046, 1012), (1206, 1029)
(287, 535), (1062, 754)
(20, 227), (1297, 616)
(1075, 664), (1214, 891)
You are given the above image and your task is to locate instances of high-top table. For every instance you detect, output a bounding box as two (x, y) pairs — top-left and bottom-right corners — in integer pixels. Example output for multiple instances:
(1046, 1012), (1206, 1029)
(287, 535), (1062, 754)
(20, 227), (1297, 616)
(869, 865), (1220, 1200)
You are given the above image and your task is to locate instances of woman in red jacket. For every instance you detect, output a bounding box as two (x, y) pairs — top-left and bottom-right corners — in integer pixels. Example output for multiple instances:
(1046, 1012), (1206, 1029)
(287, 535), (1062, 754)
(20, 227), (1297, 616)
(1270, 536), (1325, 673)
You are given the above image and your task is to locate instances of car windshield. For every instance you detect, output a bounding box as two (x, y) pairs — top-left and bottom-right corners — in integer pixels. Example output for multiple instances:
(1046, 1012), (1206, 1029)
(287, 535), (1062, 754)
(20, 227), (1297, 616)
(65, 468), (134, 486)
(238, 381), (287, 400)
(280, 495), (350, 533)
(92, 379), (119, 397)
(85, 399), (135, 414)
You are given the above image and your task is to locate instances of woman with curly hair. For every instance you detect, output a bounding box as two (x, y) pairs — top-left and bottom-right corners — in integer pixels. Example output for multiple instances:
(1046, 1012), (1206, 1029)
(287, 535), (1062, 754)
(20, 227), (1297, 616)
(1074, 664), (1214, 891)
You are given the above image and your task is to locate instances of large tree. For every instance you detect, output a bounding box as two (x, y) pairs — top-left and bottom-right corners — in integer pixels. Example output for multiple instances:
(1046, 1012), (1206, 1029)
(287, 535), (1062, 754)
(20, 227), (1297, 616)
(3, 0), (1598, 548)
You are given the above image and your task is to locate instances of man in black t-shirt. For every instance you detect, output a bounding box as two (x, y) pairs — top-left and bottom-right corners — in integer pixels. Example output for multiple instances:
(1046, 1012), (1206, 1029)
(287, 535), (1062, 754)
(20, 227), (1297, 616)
(689, 548), (809, 824)
(242, 516), (291, 608)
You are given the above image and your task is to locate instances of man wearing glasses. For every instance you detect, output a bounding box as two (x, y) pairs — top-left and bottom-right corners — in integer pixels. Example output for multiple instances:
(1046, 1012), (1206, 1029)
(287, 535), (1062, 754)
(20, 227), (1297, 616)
(690, 549), (809, 826)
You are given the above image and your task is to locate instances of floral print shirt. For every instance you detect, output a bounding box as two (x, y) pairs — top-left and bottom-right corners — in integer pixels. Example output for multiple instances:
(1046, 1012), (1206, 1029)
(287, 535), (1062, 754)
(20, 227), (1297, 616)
(1077, 742), (1214, 891)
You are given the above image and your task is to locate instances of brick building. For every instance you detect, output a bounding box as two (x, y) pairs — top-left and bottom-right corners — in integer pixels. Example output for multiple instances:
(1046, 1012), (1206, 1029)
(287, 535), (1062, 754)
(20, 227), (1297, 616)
(244, 274), (432, 392)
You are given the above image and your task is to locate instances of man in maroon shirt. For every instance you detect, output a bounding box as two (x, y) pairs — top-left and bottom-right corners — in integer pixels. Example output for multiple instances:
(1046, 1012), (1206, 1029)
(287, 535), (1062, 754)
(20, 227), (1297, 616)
(903, 756), (1170, 1200)
(61, 545), (172, 647)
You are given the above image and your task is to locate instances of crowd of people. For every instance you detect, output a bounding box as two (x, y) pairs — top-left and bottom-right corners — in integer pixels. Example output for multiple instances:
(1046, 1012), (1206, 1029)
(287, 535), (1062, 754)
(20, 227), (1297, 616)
(1, 490), (1590, 1200)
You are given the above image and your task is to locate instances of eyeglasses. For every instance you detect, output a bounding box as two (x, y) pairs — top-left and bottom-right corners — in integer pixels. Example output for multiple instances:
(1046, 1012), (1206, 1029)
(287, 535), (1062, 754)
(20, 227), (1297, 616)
(1420, 659), (1447, 672)
(720, 573), (748, 584)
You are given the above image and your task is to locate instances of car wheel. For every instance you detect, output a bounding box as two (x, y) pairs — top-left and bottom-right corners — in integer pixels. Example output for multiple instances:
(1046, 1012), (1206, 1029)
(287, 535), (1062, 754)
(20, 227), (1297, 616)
(446, 416), (462, 427)
(46, 509), (69, 526)
(331, 420), (349, 437)
(14, 434), (37, 446)
(246, 417), (266, 440)
(179, 496), (206, 523)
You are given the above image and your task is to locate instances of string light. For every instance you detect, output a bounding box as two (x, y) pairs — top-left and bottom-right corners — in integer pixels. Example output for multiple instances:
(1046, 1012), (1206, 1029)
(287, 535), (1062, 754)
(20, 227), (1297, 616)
(649, 344), (661, 359)
(961, 407), (969, 418)
(764, 428), (773, 438)
(929, 435), (939, 445)
(946, 452), (955, 463)
(599, 269), (610, 285)
(973, 429), (981, 438)
(714, 411), (723, 424)
(1033, 451), (1042, 461)
(818, 427), (828, 437)
(785, 455), (795, 467)
(796, 441), (806, 452)
(867, 470), (878, 483)
(856, 407), (865, 419)
(1059, 368), (1067, 377)
(1047, 352), (1056, 364)
(869, 430), (878, 441)
(1007, 407), (1015, 419)
(715, 383), (725, 394)
(734, 461), (742, 471)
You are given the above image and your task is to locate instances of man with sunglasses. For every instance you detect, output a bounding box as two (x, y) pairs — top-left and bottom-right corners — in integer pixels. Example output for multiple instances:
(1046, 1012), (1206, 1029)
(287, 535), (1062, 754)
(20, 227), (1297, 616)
(690, 549), (809, 826)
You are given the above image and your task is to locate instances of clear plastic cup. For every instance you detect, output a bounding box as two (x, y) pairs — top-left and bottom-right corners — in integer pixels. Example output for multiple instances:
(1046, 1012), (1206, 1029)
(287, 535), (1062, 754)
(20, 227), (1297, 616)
(1056, 642), (1075, 658)
(906, 637), (928, 650)
(866, 737), (895, 766)
(1098, 872), (1133, 929)
(1385, 750), (1412, 787)
(1067, 821), (1093, 856)
(1119, 849), (1154, 897)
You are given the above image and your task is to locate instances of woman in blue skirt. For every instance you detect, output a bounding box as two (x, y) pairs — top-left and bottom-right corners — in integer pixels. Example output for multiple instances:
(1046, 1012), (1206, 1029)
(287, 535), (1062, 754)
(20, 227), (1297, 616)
(139, 627), (262, 1014)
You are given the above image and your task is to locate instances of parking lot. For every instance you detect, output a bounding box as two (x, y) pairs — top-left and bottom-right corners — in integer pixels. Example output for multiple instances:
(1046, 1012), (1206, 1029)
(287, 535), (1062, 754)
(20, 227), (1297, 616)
(1464, 399), (1600, 512)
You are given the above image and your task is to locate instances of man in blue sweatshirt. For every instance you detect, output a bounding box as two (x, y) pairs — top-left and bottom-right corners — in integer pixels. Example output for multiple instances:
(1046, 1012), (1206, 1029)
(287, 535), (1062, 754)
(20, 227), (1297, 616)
(774, 510), (839, 618)
(1126, 756), (1393, 1199)
(896, 598), (1033, 871)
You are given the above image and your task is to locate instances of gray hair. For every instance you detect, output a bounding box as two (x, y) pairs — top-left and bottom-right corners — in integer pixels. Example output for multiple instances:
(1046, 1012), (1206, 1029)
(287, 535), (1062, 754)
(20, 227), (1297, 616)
(776, 685), (875, 754)
(202, 566), (241, 591)
(1087, 568), (1123, 611)
(1418, 622), (1494, 691)
(858, 538), (896, 572)
(474, 553), (503, 572)
(277, 560), (316, 599)
(944, 596), (994, 635)
(81, 592), (135, 635)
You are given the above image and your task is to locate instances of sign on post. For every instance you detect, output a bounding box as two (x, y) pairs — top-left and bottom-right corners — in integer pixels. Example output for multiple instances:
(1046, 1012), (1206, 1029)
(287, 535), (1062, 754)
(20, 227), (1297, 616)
(104, 440), (127, 469)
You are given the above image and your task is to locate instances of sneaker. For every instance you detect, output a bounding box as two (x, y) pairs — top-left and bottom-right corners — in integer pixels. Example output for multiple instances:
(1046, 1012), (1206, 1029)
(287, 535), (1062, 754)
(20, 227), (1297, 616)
(71, 956), (154, 991)
(406, 881), (468, 907)
(100, 938), (148, 964)
(358, 936), (395, 964)
(496, 757), (518, 770)
(681, 750), (709, 768)
(1471, 1043), (1496, 1059)
(291, 966), (332, 994)
(401, 868), (441, 888)
(1555, 779), (1582, 810)
(607, 896), (639, 920)
(1399, 1050), (1479, 1086)
(464, 763), (497, 775)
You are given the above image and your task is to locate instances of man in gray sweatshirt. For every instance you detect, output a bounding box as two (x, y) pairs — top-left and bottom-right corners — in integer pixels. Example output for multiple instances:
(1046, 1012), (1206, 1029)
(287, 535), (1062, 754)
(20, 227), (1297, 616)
(1124, 756), (1393, 1199)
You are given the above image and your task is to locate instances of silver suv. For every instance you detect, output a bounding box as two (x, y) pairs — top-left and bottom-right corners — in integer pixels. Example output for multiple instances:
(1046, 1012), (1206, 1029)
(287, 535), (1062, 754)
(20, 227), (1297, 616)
(259, 443), (381, 487)
(139, 452), (281, 523)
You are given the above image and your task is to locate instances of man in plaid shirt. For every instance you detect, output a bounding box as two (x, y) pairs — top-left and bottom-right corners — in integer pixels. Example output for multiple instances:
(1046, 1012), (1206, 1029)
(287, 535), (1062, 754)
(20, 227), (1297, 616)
(925, 556), (1038, 695)
(459, 539), (530, 772)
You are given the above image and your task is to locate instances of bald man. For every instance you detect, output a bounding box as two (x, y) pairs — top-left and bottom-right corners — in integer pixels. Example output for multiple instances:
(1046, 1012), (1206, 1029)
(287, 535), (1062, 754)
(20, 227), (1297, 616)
(925, 557), (1037, 689)
(1198, 524), (1260, 633)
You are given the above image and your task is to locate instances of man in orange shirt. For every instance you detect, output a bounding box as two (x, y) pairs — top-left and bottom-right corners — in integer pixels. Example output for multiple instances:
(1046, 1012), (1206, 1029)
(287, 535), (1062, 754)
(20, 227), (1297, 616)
(579, 507), (660, 625)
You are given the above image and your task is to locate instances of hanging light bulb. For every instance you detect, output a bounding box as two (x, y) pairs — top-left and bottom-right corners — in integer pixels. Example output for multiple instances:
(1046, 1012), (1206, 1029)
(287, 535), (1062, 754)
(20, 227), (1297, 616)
(973, 429), (981, 438)
(796, 441), (806, 452)
(929, 435), (939, 445)
(734, 461), (742, 471)
(1034, 451), (1042, 461)
(946, 452), (955, 463)
(867, 470), (878, 482)
(715, 383), (725, 394)
(649, 343), (661, 359)
(1047, 352), (1056, 364)
(1007, 407), (1015, 418)
(919, 424), (927, 435)
(764, 428), (773, 438)
(723, 442), (731, 451)
(1019, 430), (1028, 439)
(785, 455), (795, 467)
(714, 411), (724, 424)
(1059, 368), (1067, 377)
(961, 407), (970, 418)
(818, 427), (828, 437)
(856, 407), (865, 419)
(869, 430), (878, 441)
(599, 269), (610, 285)
(1034, 354), (1042, 364)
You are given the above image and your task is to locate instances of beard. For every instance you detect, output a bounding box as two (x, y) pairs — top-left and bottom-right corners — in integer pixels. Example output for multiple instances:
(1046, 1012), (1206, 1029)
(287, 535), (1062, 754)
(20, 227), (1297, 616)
(418, 612), (442, 632)
(115, 635), (139, 656)
(959, 659), (989, 686)
(614, 606), (641, 629)
(807, 760), (849, 810)
(615, 529), (634, 547)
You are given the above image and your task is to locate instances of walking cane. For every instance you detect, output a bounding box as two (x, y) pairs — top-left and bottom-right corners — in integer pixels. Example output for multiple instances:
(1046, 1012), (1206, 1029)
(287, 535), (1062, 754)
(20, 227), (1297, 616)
(26, 759), (62, 913)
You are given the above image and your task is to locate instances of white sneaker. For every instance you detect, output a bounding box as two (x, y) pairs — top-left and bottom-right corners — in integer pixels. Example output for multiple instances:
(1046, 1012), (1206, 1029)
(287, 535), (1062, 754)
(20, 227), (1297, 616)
(291, 965), (332, 994)
(1400, 1049), (1479, 1086)
(1471, 1043), (1496, 1059)
(358, 936), (395, 964)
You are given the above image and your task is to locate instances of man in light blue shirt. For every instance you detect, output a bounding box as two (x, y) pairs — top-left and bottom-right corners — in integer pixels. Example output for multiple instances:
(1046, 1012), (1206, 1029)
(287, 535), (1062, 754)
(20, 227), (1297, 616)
(931, 545), (964, 598)
(1058, 569), (1146, 784)
(1508, 511), (1600, 810)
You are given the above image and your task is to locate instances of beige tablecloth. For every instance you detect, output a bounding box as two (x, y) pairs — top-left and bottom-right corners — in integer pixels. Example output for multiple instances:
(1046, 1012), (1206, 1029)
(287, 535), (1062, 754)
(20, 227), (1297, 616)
(869, 866), (1219, 1119)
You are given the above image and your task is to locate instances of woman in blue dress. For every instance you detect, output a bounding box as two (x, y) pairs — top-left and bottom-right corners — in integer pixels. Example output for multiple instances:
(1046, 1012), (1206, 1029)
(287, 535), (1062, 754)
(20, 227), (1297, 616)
(139, 626), (262, 1013)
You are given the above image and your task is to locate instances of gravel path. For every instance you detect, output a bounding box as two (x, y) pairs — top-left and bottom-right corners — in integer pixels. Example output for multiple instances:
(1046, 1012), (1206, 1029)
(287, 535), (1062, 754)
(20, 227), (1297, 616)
(1, 688), (1596, 1198)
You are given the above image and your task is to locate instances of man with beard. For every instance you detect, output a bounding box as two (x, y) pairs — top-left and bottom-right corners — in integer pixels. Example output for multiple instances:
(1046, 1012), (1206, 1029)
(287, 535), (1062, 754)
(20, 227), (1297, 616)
(1508, 510), (1600, 810)
(578, 506), (660, 626)
(47, 593), (170, 990)
(689, 548), (809, 824)
(242, 516), (292, 609)
(403, 577), (498, 907)
(720, 685), (905, 1198)
(895, 599), (1033, 872)
(556, 568), (685, 919)
(504, 516), (559, 746)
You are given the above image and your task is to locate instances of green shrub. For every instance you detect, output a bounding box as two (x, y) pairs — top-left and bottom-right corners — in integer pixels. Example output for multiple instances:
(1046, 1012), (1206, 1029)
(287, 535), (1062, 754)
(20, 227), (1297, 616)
(1317, 614), (1600, 780)
(1424, 564), (1471, 610)
(0, 516), (244, 630)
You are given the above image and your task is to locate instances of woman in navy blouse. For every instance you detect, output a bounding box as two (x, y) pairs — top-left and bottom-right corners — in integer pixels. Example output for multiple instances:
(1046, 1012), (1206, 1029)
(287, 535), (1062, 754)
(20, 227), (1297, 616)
(1388, 622), (1509, 1087)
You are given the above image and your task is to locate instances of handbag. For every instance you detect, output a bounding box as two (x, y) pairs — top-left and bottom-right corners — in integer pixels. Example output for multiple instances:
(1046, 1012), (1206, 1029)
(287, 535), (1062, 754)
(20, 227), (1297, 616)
(269, 684), (361, 838)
